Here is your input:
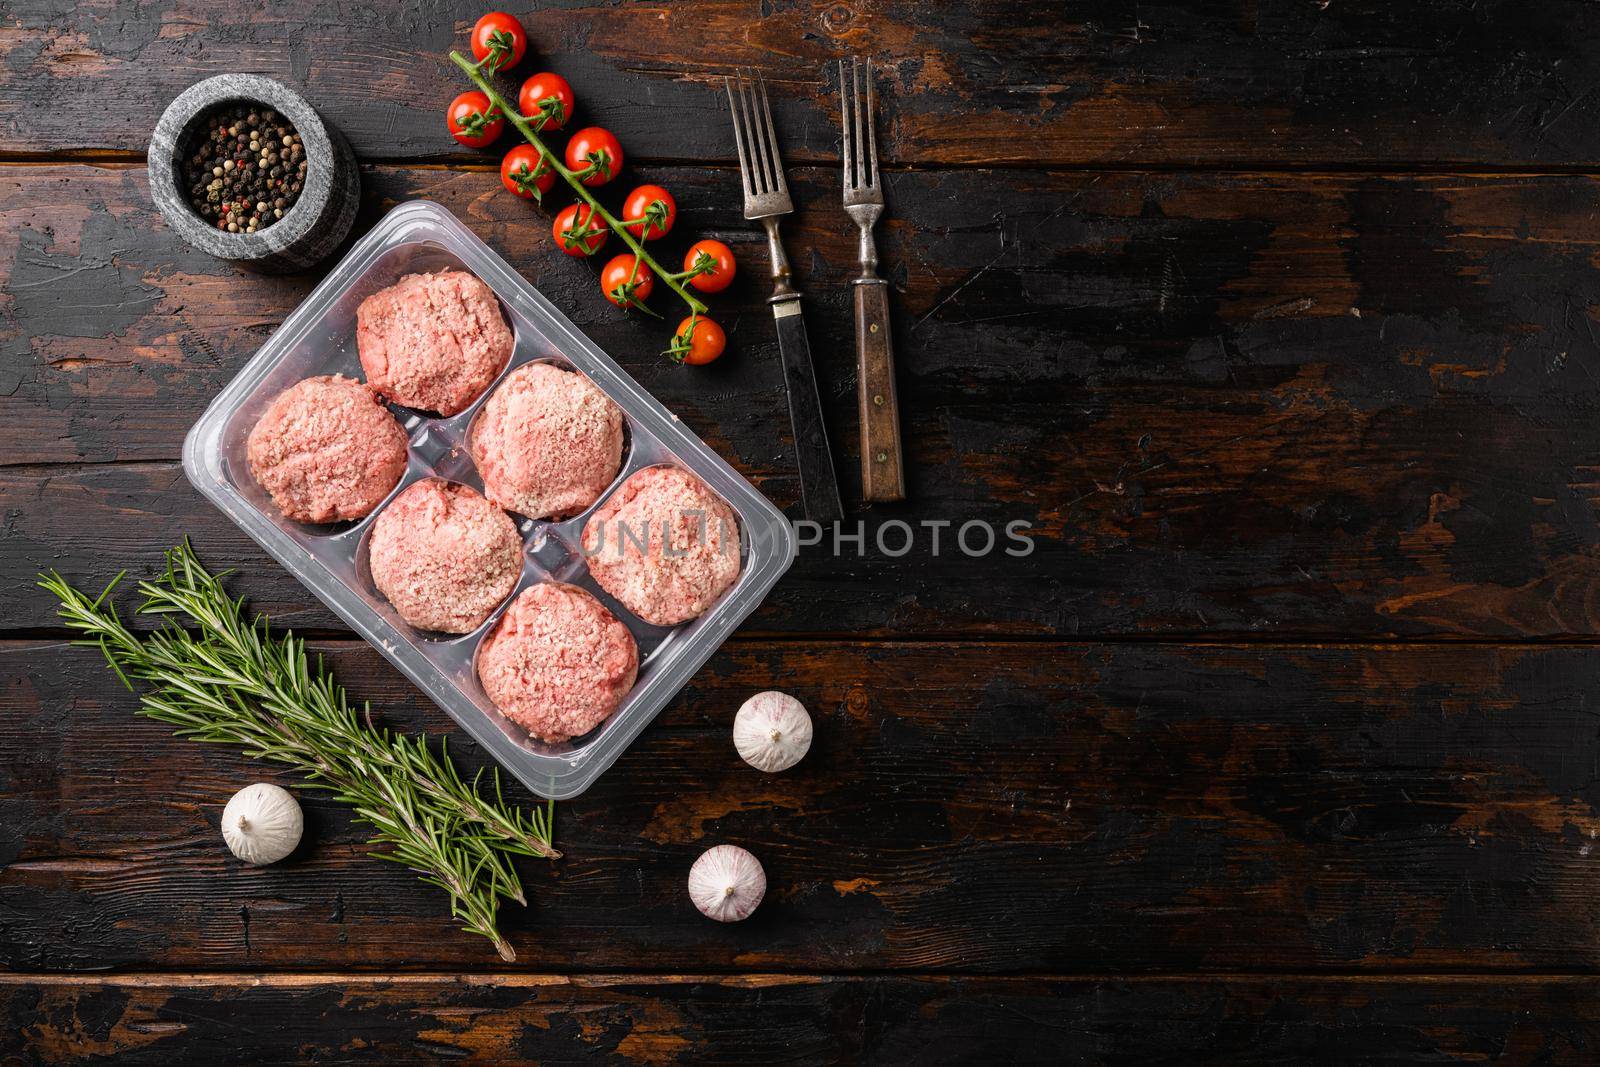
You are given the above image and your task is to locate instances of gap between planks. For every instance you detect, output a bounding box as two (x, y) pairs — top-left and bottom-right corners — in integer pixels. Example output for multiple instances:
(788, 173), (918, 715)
(3, 971), (1600, 987)
(15, 632), (1600, 649)
(8, 149), (1600, 179)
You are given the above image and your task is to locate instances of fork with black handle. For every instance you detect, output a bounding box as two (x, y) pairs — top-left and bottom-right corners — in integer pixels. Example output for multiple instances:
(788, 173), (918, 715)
(839, 56), (905, 502)
(726, 70), (844, 525)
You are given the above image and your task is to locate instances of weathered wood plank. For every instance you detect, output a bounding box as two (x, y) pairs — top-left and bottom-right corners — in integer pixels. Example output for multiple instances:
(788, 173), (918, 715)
(4, 973), (1598, 1065)
(6, 638), (1600, 973)
(5, 1), (1600, 167)
(6, 165), (1600, 637)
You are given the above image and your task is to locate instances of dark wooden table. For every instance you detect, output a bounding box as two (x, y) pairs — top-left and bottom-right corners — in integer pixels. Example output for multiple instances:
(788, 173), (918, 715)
(6, 1), (1600, 1062)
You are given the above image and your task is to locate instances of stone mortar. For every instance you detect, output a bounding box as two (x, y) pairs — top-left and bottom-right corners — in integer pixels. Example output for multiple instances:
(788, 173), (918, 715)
(148, 75), (360, 273)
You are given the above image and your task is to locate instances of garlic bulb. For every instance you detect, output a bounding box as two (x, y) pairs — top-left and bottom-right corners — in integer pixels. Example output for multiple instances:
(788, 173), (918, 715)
(221, 783), (303, 865)
(733, 691), (812, 773)
(688, 844), (765, 922)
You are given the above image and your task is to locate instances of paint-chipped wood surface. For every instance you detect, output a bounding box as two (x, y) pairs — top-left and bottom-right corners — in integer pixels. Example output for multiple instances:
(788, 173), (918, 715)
(7, 1), (1600, 167)
(9, 166), (1600, 640)
(8, 638), (1600, 973)
(5, 974), (1599, 1065)
(5, 0), (1600, 1062)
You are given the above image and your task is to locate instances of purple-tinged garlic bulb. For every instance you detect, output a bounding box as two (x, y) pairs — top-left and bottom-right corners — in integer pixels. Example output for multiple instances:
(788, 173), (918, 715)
(688, 844), (765, 922)
(733, 691), (812, 773)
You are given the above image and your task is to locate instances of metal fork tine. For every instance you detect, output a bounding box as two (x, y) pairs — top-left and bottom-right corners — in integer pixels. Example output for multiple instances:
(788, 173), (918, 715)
(840, 59), (856, 190)
(856, 56), (869, 189)
(735, 72), (757, 194)
(726, 64), (794, 218)
(864, 56), (879, 188)
(756, 76), (778, 194)
(745, 72), (771, 194)
(857, 56), (869, 189)
(739, 72), (769, 194)
(756, 71), (787, 197)
(725, 75), (754, 200)
(860, 58), (873, 187)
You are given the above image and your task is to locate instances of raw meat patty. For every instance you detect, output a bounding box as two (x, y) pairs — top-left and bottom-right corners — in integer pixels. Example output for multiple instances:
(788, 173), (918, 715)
(476, 582), (638, 743)
(582, 466), (742, 626)
(368, 479), (522, 633)
(357, 270), (512, 416)
(470, 362), (624, 519)
(246, 374), (407, 523)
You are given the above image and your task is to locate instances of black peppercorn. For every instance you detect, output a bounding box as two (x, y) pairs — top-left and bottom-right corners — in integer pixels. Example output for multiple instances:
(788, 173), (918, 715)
(181, 102), (308, 233)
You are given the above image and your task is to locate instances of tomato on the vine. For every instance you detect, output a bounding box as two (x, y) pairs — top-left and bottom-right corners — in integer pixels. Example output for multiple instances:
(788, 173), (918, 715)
(668, 316), (726, 365)
(564, 127), (624, 186)
(620, 184), (676, 241)
(683, 239), (737, 293)
(447, 91), (504, 148)
(500, 144), (554, 200)
(518, 72), (574, 132)
(471, 12), (527, 73)
(552, 203), (608, 256)
(600, 254), (656, 309)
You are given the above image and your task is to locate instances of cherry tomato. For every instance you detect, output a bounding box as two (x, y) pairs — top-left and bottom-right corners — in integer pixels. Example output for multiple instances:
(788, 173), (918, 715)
(620, 184), (677, 241)
(564, 127), (624, 187)
(670, 316), (726, 365)
(552, 202), (608, 256)
(447, 91), (504, 148)
(500, 144), (554, 200)
(471, 12), (527, 73)
(518, 72), (574, 132)
(683, 239), (737, 293)
(600, 255), (656, 308)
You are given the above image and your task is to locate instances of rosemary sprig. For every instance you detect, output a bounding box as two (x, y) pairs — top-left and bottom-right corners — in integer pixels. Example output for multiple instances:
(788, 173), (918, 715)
(39, 542), (556, 961)
(134, 548), (559, 862)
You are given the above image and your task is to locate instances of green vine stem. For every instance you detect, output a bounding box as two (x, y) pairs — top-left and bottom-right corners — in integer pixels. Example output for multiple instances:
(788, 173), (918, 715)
(449, 50), (709, 316)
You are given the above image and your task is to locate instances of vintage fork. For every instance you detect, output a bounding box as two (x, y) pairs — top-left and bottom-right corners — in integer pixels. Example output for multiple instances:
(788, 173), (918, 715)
(726, 69), (844, 524)
(839, 56), (905, 502)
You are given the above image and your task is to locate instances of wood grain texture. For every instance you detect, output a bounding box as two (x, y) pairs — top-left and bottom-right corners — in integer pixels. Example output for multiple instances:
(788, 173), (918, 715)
(5, 1), (1600, 167)
(7, 637), (1600, 974)
(4, 973), (1598, 1065)
(854, 280), (905, 502)
(6, 165), (1600, 637)
(9, 0), (1600, 1058)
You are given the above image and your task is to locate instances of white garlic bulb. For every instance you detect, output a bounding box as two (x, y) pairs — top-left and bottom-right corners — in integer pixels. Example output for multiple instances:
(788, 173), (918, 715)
(688, 844), (766, 922)
(733, 691), (812, 773)
(221, 783), (303, 865)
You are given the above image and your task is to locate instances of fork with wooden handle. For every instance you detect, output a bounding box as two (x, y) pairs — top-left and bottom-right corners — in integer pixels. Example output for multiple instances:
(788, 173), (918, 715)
(726, 70), (844, 524)
(839, 56), (905, 502)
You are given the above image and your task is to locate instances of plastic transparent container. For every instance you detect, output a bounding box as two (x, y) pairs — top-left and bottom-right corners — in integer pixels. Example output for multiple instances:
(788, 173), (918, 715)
(183, 200), (795, 798)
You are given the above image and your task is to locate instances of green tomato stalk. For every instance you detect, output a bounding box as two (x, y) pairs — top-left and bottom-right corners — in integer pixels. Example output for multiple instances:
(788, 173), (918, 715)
(607, 255), (660, 317)
(449, 51), (708, 317)
(473, 30), (517, 73)
(669, 250), (720, 284)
